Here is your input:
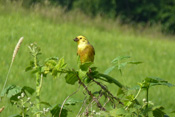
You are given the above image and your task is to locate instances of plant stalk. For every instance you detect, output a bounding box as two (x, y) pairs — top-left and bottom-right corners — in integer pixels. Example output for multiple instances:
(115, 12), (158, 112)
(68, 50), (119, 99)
(21, 99), (25, 117)
(146, 87), (149, 117)
(134, 88), (142, 100)
(34, 54), (41, 117)
(1, 62), (13, 101)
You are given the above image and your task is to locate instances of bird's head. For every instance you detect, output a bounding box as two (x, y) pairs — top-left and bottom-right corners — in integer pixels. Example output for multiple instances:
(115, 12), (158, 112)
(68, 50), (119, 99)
(74, 35), (89, 45)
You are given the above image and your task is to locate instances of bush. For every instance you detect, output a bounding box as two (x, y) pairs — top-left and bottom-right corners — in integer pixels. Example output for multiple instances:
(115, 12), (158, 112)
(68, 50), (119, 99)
(48, 0), (175, 34)
(159, 0), (175, 34)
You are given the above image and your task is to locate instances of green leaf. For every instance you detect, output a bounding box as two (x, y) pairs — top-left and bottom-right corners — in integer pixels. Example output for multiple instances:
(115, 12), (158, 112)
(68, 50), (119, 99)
(99, 73), (123, 88)
(1, 85), (14, 97)
(52, 68), (58, 77)
(97, 111), (110, 116)
(45, 60), (57, 68)
(88, 71), (99, 80)
(65, 72), (78, 85)
(117, 88), (125, 96)
(145, 77), (163, 83)
(31, 66), (41, 74)
(104, 65), (116, 75)
(50, 104), (68, 117)
(45, 57), (59, 62)
(1, 85), (23, 104)
(65, 98), (82, 105)
(25, 66), (33, 72)
(124, 94), (135, 107)
(118, 62), (128, 70)
(1, 85), (35, 104)
(128, 61), (142, 64)
(112, 56), (130, 63)
(22, 86), (35, 95)
(143, 77), (174, 87)
(40, 101), (52, 107)
(78, 69), (87, 79)
(9, 114), (22, 117)
(56, 58), (66, 70)
(4, 85), (22, 98)
(152, 106), (165, 117)
(171, 110), (175, 113)
(90, 67), (97, 71)
(110, 108), (128, 116)
(51, 58), (67, 77)
(129, 85), (140, 90)
(80, 62), (93, 71)
(25, 61), (34, 72)
(116, 108), (127, 115)
(150, 82), (174, 87)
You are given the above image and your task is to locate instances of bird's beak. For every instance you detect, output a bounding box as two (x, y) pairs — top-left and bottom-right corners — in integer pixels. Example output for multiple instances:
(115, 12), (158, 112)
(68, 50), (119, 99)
(74, 38), (79, 42)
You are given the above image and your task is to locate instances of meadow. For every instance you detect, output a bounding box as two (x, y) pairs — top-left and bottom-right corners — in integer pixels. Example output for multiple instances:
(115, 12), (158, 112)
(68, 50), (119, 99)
(0, 3), (175, 116)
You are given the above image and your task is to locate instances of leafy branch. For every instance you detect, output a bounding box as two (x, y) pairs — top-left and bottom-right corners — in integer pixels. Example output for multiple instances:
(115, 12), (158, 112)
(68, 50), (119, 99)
(1, 43), (174, 117)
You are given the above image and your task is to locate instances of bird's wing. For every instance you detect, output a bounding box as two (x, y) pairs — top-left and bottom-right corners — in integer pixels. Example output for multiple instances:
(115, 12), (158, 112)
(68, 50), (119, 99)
(92, 45), (95, 55)
(84, 44), (95, 56)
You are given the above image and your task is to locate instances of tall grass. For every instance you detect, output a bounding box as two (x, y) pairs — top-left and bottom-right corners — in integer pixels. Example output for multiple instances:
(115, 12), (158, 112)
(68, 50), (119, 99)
(1, 37), (24, 100)
(0, 2), (175, 116)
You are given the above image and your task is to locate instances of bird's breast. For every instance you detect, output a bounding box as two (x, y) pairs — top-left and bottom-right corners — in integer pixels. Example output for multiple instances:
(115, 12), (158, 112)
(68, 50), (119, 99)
(77, 43), (95, 63)
(78, 43), (87, 51)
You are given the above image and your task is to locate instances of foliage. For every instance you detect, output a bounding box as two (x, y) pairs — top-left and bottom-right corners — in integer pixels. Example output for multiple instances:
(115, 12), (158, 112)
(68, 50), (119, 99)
(1, 43), (174, 116)
(16, 0), (175, 34)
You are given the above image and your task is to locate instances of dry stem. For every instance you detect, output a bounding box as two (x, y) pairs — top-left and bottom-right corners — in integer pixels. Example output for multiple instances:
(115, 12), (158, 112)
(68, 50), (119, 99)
(59, 84), (81, 117)
(76, 74), (106, 111)
(87, 73), (123, 105)
(1, 37), (24, 101)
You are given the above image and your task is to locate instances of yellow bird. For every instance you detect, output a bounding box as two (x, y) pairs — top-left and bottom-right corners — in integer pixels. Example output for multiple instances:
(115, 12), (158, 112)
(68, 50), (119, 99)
(74, 35), (95, 64)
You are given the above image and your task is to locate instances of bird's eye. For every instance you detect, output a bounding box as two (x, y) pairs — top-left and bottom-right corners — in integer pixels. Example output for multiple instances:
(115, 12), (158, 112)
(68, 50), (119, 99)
(80, 37), (82, 39)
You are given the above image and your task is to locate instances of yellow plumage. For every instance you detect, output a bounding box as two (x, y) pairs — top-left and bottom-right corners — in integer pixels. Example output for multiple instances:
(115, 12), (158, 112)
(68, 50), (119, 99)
(74, 35), (95, 64)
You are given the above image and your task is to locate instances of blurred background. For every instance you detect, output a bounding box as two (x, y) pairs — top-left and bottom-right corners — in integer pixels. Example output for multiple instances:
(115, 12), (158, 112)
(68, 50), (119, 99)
(0, 0), (175, 116)
(2, 0), (175, 34)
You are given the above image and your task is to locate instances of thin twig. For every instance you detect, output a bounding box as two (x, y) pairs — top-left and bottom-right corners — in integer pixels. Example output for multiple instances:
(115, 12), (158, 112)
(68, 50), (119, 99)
(76, 74), (106, 111)
(82, 100), (94, 116)
(59, 84), (81, 117)
(76, 96), (87, 117)
(103, 97), (110, 108)
(77, 83), (98, 117)
(82, 92), (103, 117)
(87, 74), (123, 105)
(90, 90), (103, 109)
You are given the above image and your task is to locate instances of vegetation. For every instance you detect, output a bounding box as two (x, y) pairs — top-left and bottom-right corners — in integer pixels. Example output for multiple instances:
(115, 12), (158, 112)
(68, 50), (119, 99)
(0, 2), (175, 116)
(5, 0), (175, 34)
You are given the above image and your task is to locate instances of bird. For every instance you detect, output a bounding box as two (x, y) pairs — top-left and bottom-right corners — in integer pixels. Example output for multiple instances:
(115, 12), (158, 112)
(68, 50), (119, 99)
(74, 35), (95, 64)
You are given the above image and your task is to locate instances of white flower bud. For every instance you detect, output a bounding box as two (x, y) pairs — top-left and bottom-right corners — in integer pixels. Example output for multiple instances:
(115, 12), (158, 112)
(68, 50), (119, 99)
(29, 102), (32, 105)
(27, 97), (31, 101)
(21, 93), (25, 98)
(142, 98), (146, 102)
(148, 101), (154, 105)
(46, 108), (50, 112)
(17, 96), (21, 99)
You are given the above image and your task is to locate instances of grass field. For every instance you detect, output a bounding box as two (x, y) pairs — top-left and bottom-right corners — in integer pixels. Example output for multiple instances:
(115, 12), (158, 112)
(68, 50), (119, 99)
(0, 3), (175, 116)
